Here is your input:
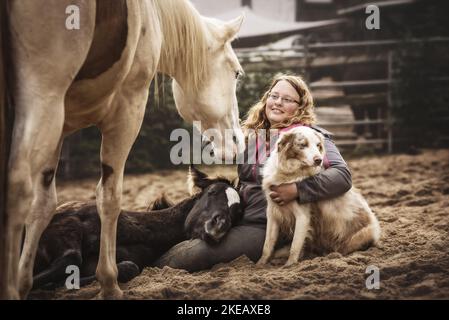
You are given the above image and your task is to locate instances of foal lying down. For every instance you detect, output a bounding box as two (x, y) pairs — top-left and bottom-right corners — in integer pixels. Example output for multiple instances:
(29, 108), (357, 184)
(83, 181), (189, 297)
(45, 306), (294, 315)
(32, 167), (242, 290)
(258, 126), (381, 266)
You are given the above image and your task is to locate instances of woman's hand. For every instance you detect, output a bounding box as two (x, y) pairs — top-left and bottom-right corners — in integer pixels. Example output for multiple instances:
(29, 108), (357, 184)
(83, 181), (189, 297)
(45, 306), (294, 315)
(269, 183), (298, 206)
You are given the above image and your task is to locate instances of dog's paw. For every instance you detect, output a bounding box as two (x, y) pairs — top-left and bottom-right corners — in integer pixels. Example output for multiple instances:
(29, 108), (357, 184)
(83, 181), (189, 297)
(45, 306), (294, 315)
(256, 258), (269, 266)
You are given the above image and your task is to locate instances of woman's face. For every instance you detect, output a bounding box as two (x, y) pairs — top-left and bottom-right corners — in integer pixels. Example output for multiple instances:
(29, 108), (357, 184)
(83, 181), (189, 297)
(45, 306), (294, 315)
(265, 80), (300, 126)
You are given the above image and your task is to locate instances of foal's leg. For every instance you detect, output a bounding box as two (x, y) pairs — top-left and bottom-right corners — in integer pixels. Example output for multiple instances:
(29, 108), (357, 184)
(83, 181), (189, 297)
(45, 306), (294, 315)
(95, 90), (149, 299)
(32, 249), (82, 290)
(18, 139), (63, 298)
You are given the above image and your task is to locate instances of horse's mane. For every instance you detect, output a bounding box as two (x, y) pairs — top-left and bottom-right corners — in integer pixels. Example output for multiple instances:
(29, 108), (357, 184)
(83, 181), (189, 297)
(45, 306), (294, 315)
(154, 0), (208, 93)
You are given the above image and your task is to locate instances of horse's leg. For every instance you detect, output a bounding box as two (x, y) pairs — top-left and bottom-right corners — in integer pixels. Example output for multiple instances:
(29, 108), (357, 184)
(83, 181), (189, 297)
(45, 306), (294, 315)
(18, 139), (63, 298)
(95, 89), (149, 299)
(5, 94), (66, 299)
(3, 0), (95, 299)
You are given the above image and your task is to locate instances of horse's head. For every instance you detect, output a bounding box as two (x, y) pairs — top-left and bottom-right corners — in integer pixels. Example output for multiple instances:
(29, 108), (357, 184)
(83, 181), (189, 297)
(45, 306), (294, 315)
(171, 14), (246, 162)
(184, 165), (242, 244)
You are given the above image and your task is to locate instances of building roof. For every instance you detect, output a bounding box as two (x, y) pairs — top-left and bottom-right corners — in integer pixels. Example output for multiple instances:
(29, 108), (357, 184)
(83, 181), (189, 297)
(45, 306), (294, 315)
(213, 6), (343, 39)
(337, 0), (416, 15)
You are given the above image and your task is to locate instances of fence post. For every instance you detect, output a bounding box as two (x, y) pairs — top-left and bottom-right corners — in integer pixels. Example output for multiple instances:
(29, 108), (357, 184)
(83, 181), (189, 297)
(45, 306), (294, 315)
(387, 50), (394, 153)
(303, 35), (311, 82)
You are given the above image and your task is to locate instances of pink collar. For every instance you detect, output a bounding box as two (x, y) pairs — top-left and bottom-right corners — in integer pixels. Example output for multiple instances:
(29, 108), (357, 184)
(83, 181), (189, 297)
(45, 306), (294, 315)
(279, 123), (307, 133)
(255, 123), (307, 164)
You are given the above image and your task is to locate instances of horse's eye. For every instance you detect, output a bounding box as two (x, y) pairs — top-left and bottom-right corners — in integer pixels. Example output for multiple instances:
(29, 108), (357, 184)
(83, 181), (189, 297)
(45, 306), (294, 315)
(208, 189), (217, 195)
(235, 70), (242, 79)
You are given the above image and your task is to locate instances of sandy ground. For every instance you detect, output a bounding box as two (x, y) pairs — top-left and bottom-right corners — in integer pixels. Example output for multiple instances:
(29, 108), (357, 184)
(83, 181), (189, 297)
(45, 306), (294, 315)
(29, 149), (449, 300)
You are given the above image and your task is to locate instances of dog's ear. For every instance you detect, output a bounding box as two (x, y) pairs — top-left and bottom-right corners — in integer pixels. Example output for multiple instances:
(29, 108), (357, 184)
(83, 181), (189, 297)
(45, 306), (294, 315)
(313, 131), (325, 153)
(313, 131), (324, 143)
(277, 132), (295, 153)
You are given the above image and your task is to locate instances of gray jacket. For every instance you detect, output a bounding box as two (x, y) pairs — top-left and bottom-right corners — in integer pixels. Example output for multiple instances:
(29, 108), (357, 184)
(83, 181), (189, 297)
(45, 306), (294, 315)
(237, 125), (352, 226)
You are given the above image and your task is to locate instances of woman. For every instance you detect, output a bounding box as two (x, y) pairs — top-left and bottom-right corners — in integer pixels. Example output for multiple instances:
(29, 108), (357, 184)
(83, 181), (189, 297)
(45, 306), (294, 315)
(154, 74), (352, 271)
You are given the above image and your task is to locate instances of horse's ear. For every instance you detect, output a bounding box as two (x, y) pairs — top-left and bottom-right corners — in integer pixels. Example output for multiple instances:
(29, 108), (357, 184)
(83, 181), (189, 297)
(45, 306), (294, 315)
(223, 14), (244, 42)
(187, 165), (212, 195)
(231, 177), (240, 189)
(147, 193), (174, 211)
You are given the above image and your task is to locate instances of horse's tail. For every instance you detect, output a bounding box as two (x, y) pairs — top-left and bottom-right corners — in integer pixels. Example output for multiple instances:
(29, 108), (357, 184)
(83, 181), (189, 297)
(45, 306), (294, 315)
(0, 0), (13, 298)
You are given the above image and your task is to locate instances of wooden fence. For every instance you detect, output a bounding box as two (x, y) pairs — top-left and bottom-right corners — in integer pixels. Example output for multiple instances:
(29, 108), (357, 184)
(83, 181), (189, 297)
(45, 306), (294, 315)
(236, 37), (449, 153)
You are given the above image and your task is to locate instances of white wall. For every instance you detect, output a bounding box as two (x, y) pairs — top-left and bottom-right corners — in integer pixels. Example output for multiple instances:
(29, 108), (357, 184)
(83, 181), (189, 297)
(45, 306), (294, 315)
(190, 0), (241, 17)
(190, 0), (297, 22)
(252, 0), (296, 22)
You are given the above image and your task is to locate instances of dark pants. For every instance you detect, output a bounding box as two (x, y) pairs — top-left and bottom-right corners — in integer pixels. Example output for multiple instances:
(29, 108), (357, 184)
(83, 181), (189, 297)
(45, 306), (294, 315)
(153, 224), (266, 272)
(154, 183), (269, 272)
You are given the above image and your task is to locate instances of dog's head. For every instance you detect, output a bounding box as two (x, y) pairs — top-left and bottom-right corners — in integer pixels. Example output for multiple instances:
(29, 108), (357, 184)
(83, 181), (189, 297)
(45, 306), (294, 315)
(276, 126), (325, 174)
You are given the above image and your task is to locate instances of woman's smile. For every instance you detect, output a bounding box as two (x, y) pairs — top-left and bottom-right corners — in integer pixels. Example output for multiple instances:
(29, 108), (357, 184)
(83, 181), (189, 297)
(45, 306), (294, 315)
(265, 80), (300, 125)
(271, 108), (284, 114)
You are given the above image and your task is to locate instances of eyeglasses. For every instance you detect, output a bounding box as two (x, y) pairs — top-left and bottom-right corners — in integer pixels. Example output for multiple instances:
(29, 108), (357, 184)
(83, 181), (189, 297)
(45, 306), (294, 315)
(267, 93), (300, 105)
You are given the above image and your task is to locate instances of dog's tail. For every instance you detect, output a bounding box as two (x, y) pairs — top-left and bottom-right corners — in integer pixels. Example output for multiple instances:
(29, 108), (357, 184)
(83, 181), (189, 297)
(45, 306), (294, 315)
(272, 245), (291, 260)
(0, 0), (14, 299)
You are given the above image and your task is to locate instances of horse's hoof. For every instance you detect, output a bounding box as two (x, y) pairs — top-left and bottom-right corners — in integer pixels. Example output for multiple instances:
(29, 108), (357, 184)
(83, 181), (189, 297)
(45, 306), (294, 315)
(19, 277), (33, 300)
(18, 287), (30, 300)
(2, 287), (21, 300)
(256, 258), (268, 266)
(19, 288), (31, 300)
(97, 286), (124, 300)
(283, 259), (298, 268)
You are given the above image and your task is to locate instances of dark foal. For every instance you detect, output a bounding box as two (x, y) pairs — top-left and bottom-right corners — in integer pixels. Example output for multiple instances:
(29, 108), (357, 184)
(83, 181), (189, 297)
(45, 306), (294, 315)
(32, 166), (242, 290)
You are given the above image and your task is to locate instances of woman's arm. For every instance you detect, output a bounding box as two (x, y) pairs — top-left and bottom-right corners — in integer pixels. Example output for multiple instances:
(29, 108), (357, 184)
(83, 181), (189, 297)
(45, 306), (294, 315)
(295, 137), (352, 204)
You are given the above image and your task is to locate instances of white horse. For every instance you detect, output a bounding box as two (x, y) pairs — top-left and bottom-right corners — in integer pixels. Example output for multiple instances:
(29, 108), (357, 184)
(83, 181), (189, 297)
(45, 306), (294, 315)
(0, 0), (245, 299)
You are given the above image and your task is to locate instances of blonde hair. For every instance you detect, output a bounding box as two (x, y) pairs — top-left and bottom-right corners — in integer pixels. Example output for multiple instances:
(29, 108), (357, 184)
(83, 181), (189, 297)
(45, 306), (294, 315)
(242, 74), (316, 134)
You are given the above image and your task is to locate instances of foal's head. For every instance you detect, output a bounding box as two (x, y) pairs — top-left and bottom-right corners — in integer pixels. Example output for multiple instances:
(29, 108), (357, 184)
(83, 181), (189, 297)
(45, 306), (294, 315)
(184, 166), (242, 244)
